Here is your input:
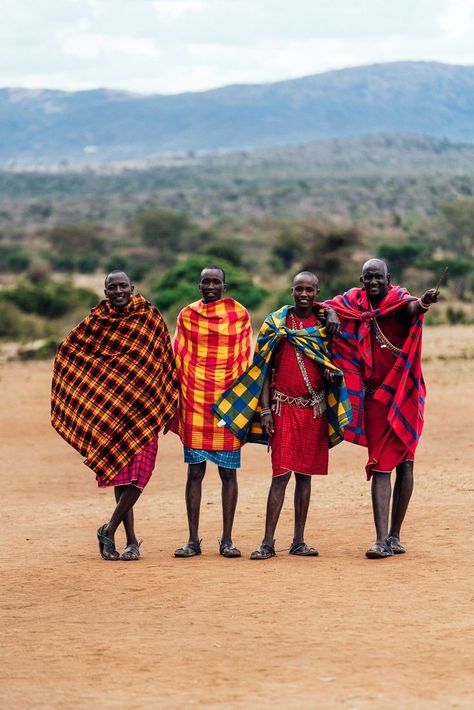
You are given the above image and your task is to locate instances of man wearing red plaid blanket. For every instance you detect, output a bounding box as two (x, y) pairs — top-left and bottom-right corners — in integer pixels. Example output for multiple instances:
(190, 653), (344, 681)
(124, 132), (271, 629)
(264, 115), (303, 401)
(326, 259), (439, 559)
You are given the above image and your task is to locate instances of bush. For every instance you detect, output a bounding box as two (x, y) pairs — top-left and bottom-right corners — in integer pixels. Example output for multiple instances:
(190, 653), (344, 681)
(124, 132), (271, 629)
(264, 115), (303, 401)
(446, 307), (469, 324)
(204, 242), (242, 266)
(0, 245), (31, 273)
(48, 223), (107, 256)
(3, 279), (98, 318)
(104, 254), (151, 282)
(150, 255), (267, 313)
(0, 299), (50, 339)
(18, 337), (60, 360)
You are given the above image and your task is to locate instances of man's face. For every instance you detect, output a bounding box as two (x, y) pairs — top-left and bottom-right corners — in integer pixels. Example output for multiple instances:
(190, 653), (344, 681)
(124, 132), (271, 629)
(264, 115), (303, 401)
(199, 268), (225, 303)
(291, 274), (319, 308)
(361, 265), (390, 299)
(104, 272), (133, 309)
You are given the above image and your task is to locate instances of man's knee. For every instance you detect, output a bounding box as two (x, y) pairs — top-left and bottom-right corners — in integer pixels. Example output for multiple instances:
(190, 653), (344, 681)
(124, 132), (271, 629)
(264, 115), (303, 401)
(396, 460), (414, 476)
(188, 463), (206, 482)
(218, 466), (237, 483)
(271, 472), (291, 488)
(295, 473), (311, 487)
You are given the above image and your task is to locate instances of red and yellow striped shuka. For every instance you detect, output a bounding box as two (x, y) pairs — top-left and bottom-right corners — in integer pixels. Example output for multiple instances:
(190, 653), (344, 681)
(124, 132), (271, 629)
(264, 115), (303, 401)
(51, 294), (178, 482)
(174, 298), (252, 450)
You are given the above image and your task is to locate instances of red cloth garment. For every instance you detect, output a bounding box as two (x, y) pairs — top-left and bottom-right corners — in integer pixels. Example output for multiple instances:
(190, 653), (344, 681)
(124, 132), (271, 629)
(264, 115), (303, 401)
(325, 286), (424, 479)
(270, 313), (329, 476)
(364, 396), (414, 475)
(97, 435), (158, 489)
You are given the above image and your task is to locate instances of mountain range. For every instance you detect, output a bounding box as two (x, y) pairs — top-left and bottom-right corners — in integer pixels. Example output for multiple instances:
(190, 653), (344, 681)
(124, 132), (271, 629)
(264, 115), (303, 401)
(1, 61), (474, 165)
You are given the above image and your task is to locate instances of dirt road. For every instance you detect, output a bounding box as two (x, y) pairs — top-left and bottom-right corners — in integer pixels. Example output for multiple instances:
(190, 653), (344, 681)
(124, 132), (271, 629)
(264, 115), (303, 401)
(1, 326), (473, 708)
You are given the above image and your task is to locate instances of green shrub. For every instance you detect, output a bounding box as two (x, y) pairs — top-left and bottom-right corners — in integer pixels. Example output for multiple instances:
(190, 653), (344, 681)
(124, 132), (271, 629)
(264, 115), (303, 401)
(0, 245), (31, 273)
(150, 255), (267, 313)
(105, 255), (151, 282)
(0, 299), (49, 339)
(446, 307), (469, 324)
(3, 279), (98, 318)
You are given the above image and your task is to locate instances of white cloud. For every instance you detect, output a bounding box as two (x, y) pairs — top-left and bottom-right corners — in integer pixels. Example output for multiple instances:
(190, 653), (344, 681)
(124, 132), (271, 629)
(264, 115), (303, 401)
(436, 0), (474, 40)
(152, 0), (208, 21)
(59, 32), (161, 60)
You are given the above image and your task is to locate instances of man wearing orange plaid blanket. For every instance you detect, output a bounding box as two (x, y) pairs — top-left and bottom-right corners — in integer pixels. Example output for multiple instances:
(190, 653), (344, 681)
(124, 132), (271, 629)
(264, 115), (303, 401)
(51, 271), (178, 561)
(173, 266), (252, 558)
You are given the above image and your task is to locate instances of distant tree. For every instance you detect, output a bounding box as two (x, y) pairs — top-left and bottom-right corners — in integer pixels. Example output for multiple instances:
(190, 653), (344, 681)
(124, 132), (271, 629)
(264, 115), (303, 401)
(439, 198), (474, 258)
(204, 242), (242, 266)
(48, 224), (107, 257)
(134, 208), (191, 251)
(376, 241), (427, 281)
(0, 245), (30, 273)
(271, 224), (305, 273)
(300, 221), (364, 297)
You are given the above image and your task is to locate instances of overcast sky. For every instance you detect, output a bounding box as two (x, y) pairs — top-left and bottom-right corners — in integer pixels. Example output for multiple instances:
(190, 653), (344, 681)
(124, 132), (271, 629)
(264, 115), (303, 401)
(2, 0), (474, 94)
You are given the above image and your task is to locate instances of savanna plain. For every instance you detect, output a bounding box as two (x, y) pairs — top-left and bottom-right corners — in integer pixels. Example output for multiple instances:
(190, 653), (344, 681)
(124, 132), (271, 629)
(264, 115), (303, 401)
(1, 325), (473, 709)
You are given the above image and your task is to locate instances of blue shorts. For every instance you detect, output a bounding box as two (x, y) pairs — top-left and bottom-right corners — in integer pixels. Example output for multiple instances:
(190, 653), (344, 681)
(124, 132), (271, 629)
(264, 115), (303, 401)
(183, 447), (241, 469)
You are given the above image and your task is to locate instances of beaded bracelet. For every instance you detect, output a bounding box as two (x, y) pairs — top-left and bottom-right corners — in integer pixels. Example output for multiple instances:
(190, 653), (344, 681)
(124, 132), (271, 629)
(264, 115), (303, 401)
(419, 299), (431, 311)
(260, 408), (272, 416)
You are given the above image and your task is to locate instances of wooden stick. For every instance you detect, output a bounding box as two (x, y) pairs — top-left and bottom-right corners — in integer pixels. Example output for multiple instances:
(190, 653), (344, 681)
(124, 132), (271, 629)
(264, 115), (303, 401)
(434, 266), (449, 295)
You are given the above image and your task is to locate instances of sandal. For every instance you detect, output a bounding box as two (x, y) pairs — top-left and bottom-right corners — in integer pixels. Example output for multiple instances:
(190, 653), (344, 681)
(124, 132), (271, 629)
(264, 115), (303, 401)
(387, 536), (406, 555)
(365, 541), (393, 559)
(249, 542), (276, 560)
(121, 540), (142, 561)
(174, 540), (202, 558)
(97, 524), (119, 560)
(289, 541), (319, 557)
(219, 541), (241, 558)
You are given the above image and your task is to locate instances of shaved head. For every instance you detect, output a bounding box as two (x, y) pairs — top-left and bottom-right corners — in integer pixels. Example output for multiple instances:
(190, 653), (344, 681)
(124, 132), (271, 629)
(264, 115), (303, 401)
(293, 270), (319, 287)
(362, 259), (388, 277)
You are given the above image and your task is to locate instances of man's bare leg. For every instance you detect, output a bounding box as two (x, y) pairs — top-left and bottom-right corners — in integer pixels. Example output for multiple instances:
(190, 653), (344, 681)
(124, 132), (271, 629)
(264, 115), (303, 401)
(114, 485), (138, 546)
(293, 473), (311, 544)
(106, 484), (142, 542)
(218, 466), (239, 552)
(185, 462), (206, 544)
(262, 472), (291, 546)
(388, 460), (414, 552)
(366, 472), (393, 558)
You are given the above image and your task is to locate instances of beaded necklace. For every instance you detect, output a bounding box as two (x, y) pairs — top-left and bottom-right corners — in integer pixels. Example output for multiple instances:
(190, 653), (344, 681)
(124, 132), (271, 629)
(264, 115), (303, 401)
(368, 299), (402, 358)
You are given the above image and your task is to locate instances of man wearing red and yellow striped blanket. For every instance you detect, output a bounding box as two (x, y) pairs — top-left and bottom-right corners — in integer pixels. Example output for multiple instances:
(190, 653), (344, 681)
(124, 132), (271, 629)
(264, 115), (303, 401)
(173, 266), (252, 558)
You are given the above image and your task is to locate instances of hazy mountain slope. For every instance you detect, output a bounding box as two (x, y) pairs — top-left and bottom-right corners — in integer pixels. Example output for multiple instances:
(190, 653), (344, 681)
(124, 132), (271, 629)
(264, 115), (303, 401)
(1, 62), (474, 164)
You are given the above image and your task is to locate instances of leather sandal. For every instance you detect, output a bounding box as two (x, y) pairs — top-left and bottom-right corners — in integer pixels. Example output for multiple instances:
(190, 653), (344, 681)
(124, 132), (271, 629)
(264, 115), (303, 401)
(219, 541), (241, 558)
(97, 524), (119, 560)
(365, 541), (393, 559)
(386, 536), (406, 554)
(289, 541), (319, 556)
(121, 541), (142, 561)
(249, 542), (276, 560)
(174, 540), (202, 558)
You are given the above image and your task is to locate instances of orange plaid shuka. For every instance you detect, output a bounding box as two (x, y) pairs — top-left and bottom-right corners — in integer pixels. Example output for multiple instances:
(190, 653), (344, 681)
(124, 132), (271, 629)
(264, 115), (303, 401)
(174, 297), (252, 450)
(51, 294), (178, 482)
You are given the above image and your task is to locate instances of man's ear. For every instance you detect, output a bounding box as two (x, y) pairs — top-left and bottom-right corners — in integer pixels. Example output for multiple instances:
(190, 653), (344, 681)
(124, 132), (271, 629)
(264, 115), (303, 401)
(131, 284), (135, 293)
(359, 275), (364, 286)
(223, 284), (226, 291)
(387, 273), (391, 285)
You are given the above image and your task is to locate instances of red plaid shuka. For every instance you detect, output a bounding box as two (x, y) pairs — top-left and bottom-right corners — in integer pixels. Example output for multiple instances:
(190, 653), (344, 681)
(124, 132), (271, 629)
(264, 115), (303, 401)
(97, 435), (158, 489)
(51, 294), (178, 482)
(174, 298), (252, 450)
(325, 286), (425, 452)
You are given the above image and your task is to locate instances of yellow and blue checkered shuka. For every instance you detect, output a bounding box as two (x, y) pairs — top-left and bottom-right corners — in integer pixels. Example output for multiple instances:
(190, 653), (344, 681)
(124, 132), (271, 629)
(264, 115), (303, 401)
(213, 305), (352, 448)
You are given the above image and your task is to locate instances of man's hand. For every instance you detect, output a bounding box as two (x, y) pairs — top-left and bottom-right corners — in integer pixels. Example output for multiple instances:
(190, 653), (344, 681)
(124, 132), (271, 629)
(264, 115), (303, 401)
(323, 368), (339, 383)
(324, 308), (340, 337)
(261, 413), (274, 438)
(420, 288), (439, 305)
